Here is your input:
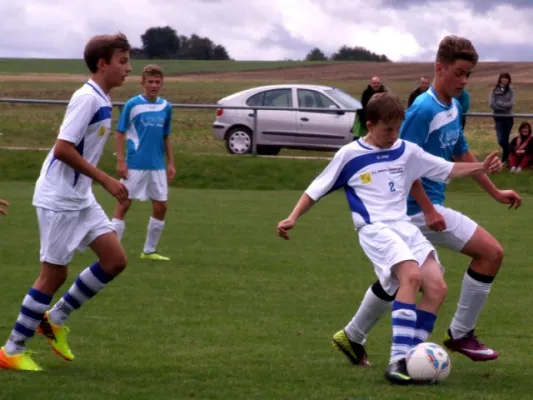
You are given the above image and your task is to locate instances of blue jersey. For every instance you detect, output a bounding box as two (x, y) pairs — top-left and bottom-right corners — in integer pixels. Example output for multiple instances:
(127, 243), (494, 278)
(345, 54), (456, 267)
(116, 95), (172, 170)
(400, 87), (469, 215)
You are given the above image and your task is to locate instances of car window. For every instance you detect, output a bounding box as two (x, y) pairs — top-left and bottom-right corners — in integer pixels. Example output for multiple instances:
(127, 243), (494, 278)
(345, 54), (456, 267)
(262, 89), (293, 107)
(297, 89), (338, 111)
(246, 92), (264, 107)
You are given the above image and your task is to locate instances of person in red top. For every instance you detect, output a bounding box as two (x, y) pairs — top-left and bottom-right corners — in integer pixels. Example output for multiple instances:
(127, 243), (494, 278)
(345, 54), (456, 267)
(509, 121), (533, 173)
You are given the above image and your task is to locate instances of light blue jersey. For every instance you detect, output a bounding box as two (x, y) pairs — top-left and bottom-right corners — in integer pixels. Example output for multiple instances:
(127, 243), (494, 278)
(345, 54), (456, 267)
(400, 87), (469, 215)
(116, 95), (172, 170)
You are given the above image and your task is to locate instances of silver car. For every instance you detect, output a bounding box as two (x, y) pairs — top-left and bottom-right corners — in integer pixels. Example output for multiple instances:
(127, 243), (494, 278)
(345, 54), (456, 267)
(212, 84), (362, 155)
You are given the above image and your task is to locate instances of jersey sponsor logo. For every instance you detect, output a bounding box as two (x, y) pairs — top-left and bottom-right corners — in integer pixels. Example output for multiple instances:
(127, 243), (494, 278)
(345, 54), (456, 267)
(438, 128), (461, 149)
(360, 172), (372, 184)
(99, 125), (107, 137)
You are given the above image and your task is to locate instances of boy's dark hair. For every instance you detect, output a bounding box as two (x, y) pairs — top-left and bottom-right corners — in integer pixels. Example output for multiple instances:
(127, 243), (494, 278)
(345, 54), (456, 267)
(84, 33), (131, 73)
(436, 35), (479, 66)
(365, 92), (405, 124)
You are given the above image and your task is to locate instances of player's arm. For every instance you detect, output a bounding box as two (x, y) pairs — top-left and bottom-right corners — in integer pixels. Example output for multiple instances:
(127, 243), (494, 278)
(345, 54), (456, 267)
(115, 103), (131, 179)
(54, 95), (128, 203)
(278, 148), (347, 240)
(164, 105), (176, 181)
(0, 199), (8, 216)
(115, 130), (128, 179)
(453, 150), (521, 209)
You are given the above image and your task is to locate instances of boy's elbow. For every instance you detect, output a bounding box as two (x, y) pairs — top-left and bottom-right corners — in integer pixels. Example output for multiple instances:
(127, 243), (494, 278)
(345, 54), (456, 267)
(53, 140), (73, 161)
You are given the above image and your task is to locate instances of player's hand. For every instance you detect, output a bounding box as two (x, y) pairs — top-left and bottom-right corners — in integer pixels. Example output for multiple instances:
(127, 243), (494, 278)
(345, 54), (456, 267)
(277, 217), (296, 240)
(102, 177), (129, 204)
(494, 189), (522, 209)
(0, 199), (9, 216)
(482, 152), (503, 174)
(116, 160), (128, 179)
(167, 164), (176, 182)
(424, 208), (446, 232)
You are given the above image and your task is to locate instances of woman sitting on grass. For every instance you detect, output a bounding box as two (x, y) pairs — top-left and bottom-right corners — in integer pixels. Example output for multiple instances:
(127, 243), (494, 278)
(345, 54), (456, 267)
(509, 121), (533, 173)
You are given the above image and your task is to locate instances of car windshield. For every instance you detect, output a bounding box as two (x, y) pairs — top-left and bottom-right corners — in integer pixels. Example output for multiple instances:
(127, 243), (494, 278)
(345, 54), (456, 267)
(325, 88), (362, 110)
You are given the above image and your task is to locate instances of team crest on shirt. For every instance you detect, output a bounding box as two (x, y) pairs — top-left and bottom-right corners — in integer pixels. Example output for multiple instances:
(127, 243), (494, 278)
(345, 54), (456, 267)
(99, 126), (107, 137)
(360, 172), (372, 184)
(438, 128), (461, 149)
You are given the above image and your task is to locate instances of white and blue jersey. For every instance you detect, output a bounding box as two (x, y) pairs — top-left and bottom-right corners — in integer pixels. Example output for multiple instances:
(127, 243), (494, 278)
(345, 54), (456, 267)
(401, 87), (469, 215)
(305, 138), (453, 230)
(116, 95), (172, 170)
(33, 79), (113, 211)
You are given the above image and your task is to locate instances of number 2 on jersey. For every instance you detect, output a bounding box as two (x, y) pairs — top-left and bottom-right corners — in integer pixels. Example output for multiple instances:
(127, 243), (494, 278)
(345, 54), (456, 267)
(389, 181), (396, 192)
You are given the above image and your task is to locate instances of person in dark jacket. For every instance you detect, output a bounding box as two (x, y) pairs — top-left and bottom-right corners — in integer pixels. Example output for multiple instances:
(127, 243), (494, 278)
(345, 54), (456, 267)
(489, 72), (515, 163)
(357, 76), (387, 134)
(407, 77), (430, 107)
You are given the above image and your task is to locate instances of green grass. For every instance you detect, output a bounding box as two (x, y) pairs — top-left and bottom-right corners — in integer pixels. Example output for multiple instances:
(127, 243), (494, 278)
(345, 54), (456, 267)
(0, 59), (337, 76)
(0, 181), (531, 400)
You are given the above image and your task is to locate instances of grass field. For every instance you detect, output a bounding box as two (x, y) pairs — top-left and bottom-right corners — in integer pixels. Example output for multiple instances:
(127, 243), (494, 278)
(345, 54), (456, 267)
(1, 59), (533, 399)
(0, 181), (531, 400)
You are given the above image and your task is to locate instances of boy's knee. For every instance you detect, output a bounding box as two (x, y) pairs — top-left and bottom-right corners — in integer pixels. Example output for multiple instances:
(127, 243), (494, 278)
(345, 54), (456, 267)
(100, 251), (127, 276)
(425, 279), (448, 304)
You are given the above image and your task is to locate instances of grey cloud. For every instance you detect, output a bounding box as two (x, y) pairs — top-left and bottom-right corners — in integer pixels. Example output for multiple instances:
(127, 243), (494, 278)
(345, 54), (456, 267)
(378, 0), (533, 13)
(256, 24), (317, 59)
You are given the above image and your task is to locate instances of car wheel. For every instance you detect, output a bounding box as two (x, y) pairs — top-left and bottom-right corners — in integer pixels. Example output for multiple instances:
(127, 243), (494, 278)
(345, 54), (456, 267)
(226, 127), (252, 154)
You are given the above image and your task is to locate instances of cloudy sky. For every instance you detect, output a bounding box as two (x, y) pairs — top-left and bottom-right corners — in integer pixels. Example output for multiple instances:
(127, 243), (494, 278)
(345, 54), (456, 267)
(2, 0), (532, 62)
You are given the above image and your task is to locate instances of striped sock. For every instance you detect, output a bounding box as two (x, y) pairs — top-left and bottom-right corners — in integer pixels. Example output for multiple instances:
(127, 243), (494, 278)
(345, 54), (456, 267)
(413, 309), (437, 346)
(4, 288), (52, 355)
(47, 262), (114, 326)
(390, 301), (417, 364)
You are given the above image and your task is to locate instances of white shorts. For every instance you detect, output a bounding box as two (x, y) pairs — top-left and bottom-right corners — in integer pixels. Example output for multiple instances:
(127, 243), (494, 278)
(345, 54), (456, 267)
(358, 220), (441, 296)
(409, 205), (478, 252)
(37, 203), (114, 266)
(121, 169), (168, 202)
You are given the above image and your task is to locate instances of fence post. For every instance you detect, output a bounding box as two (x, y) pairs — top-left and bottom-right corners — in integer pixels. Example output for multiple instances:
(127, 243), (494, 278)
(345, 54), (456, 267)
(252, 108), (258, 156)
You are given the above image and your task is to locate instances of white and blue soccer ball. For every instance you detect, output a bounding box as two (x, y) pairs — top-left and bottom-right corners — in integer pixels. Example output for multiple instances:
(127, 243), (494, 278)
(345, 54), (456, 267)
(406, 342), (451, 383)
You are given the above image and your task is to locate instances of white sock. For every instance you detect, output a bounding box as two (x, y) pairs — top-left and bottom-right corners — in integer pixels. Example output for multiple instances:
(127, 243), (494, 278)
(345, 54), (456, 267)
(449, 271), (492, 339)
(112, 218), (125, 241)
(143, 217), (165, 254)
(344, 287), (391, 344)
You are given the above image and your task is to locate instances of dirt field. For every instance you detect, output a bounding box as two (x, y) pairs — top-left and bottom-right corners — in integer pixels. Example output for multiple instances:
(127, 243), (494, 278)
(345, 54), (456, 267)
(1, 61), (532, 83)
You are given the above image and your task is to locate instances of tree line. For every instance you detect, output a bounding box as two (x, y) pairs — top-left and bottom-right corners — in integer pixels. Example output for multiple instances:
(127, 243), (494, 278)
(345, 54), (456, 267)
(134, 26), (391, 62)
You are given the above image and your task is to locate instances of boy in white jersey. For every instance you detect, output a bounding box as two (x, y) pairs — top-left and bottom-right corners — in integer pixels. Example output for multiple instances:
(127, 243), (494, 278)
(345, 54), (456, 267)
(111, 64), (175, 261)
(277, 92), (503, 385)
(0, 33), (132, 372)
(334, 35), (522, 368)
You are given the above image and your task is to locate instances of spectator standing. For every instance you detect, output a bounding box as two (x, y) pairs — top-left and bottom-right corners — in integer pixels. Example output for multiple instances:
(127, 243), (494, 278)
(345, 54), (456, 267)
(490, 72), (515, 163)
(407, 76), (430, 107)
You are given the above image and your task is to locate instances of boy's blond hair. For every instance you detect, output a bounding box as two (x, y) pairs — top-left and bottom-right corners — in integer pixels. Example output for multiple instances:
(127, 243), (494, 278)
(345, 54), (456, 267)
(142, 64), (164, 81)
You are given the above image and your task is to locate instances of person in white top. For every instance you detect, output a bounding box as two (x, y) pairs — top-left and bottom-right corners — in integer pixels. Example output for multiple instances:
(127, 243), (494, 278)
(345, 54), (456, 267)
(0, 33), (132, 372)
(276, 92), (503, 385)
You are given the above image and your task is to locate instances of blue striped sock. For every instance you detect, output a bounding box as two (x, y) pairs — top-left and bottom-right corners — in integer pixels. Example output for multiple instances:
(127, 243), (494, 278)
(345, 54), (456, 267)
(413, 309), (437, 345)
(5, 288), (52, 355)
(47, 262), (114, 326)
(390, 300), (417, 364)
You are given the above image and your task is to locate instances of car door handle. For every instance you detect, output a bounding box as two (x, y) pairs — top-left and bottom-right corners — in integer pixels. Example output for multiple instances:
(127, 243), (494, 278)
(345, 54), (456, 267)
(248, 113), (254, 117)
(300, 117), (309, 122)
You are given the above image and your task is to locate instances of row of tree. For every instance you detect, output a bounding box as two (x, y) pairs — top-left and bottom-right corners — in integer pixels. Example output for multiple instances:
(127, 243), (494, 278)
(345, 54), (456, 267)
(132, 26), (230, 60)
(305, 46), (390, 62)
(134, 26), (391, 62)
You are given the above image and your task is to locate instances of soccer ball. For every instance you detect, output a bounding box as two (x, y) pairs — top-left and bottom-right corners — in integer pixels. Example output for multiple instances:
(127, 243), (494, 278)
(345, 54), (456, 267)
(406, 342), (451, 383)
